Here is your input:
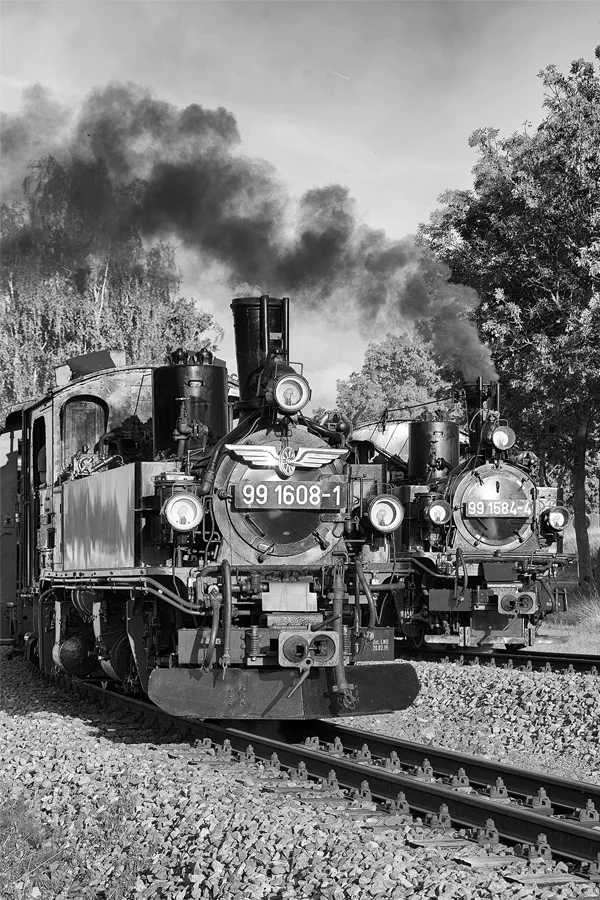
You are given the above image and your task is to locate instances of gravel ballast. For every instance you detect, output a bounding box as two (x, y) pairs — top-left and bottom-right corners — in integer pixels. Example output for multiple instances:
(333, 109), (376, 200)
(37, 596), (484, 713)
(1, 652), (599, 900)
(339, 660), (600, 785)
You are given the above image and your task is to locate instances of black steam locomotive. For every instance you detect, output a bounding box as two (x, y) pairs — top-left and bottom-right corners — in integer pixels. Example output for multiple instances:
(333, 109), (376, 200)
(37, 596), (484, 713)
(0, 295), (422, 719)
(1, 296), (571, 718)
(351, 381), (571, 650)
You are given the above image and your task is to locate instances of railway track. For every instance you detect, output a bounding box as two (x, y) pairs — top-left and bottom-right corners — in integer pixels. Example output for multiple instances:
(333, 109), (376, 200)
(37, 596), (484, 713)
(395, 645), (600, 675)
(42, 670), (600, 884)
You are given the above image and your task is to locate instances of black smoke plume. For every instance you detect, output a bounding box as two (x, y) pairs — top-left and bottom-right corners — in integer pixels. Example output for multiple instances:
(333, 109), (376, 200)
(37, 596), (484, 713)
(1, 82), (497, 380)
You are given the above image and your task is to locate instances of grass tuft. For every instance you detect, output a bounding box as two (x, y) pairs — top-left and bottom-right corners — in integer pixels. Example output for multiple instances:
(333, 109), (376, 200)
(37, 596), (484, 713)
(0, 793), (64, 897)
(562, 524), (600, 557)
(550, 589), (600, 628)
(540, 522), (599, 652)
(539, 588), (600, 654)
(0, 785), (160, 900)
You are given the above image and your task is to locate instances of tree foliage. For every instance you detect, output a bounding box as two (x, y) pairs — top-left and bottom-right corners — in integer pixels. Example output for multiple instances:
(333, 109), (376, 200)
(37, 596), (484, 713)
(418, 49), (600, 587)
(0, 155), (223, 420)
(336, 331), (455, 425)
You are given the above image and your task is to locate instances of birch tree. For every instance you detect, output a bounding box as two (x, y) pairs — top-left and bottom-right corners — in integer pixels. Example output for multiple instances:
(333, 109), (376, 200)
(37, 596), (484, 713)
(1, 156), (223, 419)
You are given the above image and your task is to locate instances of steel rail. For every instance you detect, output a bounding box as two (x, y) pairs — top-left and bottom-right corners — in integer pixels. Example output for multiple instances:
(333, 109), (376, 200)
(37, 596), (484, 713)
(52, 675), (600, 869)
(395, 646), (600, 675)
(175, 721), (600, 867)
(256, 721), (600, 813)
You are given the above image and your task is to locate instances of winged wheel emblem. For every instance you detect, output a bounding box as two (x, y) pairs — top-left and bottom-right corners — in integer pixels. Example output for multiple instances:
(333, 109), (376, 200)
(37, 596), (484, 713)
(225, 444), (348, 478)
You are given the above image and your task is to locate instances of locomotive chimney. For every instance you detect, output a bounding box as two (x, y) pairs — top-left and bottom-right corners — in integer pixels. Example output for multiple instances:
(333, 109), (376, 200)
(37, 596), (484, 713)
(463, 378), (500, 449)
(230, 295), (289, 419)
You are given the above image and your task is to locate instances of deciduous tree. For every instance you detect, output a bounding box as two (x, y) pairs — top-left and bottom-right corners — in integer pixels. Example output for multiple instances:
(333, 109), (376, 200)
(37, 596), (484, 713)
(419, 49), (600, 588)
(336, 331), (455, 425)
(0, 156), (223, 421)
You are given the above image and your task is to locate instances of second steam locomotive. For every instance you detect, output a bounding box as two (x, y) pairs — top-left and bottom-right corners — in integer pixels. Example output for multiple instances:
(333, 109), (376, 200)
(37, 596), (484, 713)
(352, 381), (570, 651)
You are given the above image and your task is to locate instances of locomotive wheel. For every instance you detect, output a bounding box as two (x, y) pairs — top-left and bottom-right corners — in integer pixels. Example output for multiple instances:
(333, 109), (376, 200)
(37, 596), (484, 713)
(410, 624), (426, 648)
(25, 636), (40, 668)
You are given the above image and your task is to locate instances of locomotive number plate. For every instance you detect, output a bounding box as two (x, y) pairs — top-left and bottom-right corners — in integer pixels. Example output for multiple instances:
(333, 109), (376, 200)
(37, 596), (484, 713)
(465, 499), (533, 518)
(234, 479), (346, 510)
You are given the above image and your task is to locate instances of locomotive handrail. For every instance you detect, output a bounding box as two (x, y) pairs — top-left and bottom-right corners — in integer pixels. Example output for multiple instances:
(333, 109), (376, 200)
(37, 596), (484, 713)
(298, 414), (346, 446)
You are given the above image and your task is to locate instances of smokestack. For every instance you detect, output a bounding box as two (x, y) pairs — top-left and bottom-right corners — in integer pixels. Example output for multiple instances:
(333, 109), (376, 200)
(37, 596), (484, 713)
(230, 295), (289, 419)
(463, 378), (500, 448)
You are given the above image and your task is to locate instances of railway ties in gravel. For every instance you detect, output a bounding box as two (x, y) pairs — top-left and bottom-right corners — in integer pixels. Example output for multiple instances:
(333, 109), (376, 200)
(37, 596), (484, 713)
(395, 646), (600, 675)
(289, 721), (600, 815)
(59, 674), (600, 887)
(238, 721), (600, 880)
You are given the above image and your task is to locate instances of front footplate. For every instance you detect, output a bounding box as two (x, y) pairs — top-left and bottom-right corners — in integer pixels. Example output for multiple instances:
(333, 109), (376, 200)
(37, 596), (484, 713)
(147, 662), (420, 719)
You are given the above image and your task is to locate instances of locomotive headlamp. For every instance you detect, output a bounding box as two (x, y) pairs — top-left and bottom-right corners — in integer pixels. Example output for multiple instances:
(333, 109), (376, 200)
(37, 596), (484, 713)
(367, 495), (405, 533)
(491, 426), (516, 450)
(273, 373), (311, 414)
(542, 505), (570, 531)
(163, 492), (204, 532)
(424, 500), (452, 526)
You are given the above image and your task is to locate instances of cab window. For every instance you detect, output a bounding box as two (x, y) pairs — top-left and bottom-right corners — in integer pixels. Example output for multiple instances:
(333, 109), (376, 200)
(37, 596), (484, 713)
(32, 417), (47, 488)
(61, 397), (108, 465)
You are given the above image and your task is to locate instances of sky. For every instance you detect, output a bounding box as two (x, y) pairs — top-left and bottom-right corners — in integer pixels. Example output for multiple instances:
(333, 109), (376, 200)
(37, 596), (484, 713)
(1, 1), (598, 408)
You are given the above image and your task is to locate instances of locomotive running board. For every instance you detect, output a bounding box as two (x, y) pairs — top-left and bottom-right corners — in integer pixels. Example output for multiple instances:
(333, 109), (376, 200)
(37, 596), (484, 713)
(147, 663), (420, 719)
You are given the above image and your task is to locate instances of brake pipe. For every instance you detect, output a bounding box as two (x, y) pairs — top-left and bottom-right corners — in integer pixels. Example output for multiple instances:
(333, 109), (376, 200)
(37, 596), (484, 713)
(331, 564), (355, 710)
(202, 589), (222, 672)
(353, 575), (361, 638)
(38, 586), (60, 604)
(220, 559), (232, 676)
(355, 557), (377, 630)
(454, 548), (469, 602)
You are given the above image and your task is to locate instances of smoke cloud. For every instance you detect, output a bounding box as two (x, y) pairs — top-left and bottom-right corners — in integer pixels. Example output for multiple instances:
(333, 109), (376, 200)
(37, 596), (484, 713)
(1, 81), (497, 381)
(1, 84), (73, 196)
